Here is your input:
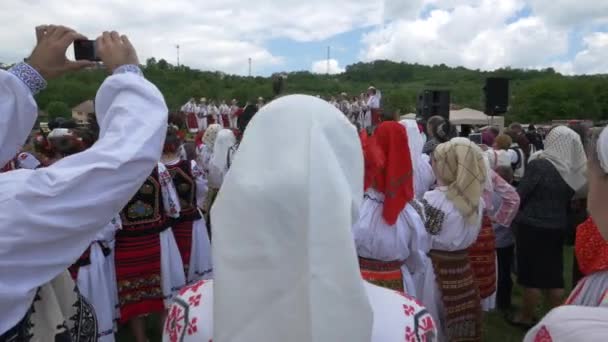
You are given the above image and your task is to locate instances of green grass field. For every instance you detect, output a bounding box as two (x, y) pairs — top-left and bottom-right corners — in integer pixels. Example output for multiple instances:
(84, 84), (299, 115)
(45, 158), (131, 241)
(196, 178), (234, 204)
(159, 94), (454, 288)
(117, 247), (575, 342)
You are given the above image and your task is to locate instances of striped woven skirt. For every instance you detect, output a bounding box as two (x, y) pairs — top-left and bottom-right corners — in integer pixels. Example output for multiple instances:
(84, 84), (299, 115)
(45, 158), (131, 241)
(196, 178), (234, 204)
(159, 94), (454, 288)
(114, 231), (164, 323)
(358, 257), (404, 292)
(429, 249), (482, 342)
(468, 217), (497, 299)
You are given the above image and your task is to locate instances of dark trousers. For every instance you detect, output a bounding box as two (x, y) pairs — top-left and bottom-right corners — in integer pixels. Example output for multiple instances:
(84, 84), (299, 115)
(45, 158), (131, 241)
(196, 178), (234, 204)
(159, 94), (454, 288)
(496, 245), (514, 310)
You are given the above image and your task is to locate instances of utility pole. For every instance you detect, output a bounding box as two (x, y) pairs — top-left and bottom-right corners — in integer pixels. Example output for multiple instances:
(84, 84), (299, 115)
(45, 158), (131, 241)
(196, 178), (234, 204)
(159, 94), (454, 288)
(176, 44), (180, 67)
(248, 57), (252, 77)
(326, 46), (331, 75)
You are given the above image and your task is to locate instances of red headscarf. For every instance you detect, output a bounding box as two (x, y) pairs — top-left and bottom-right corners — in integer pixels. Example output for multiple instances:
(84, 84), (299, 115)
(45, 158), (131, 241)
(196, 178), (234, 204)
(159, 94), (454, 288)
(360, 129), (382, 191)
(369, 122), (414, 225)
(575, 217), (608, 276)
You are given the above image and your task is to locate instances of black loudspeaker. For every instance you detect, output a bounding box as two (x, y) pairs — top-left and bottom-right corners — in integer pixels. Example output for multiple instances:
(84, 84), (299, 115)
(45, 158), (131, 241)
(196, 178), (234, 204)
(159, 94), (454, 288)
(417, 90), (450, 120)
(484, 77), (509, 115)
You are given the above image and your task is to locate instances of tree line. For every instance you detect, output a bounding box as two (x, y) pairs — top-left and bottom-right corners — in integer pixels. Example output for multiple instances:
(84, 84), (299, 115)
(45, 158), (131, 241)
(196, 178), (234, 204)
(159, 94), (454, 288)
(4, 58), (607, 124)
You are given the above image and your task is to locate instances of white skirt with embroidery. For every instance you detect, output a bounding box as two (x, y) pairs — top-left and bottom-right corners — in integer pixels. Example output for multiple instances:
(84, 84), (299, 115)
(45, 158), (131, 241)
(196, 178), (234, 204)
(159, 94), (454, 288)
(187, 217), (213, 283)
(160, 228), (187, 307)
(75, 243), (116, 342)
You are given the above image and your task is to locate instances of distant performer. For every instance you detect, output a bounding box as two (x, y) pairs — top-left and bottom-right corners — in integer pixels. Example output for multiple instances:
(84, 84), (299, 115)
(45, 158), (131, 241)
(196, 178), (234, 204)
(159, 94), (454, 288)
(181, 98), (199, 133)
(367, 86), (382, 128)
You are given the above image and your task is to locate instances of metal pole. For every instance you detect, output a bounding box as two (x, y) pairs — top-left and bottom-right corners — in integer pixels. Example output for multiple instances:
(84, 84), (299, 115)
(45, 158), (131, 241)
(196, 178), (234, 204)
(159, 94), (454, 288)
(248, 57), (252, 77)
(176, 44), (180, 67)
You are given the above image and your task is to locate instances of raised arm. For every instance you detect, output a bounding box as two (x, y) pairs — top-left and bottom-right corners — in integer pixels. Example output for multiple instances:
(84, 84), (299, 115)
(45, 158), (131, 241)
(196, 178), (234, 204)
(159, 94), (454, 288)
(0, 29), (167, 334)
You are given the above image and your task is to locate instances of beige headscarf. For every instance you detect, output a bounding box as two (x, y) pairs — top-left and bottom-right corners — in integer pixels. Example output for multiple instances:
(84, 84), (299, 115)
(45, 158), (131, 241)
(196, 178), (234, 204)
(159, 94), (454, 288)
(202, 124), (222, 150)
(529, 125), (587, 192)
(432, 137), (487, 224)
(211, 95), (373, 342)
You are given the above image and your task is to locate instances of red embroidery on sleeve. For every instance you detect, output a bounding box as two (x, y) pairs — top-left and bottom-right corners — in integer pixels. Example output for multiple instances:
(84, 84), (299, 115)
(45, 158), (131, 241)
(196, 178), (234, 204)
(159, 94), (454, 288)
(534, 326), (553, 342)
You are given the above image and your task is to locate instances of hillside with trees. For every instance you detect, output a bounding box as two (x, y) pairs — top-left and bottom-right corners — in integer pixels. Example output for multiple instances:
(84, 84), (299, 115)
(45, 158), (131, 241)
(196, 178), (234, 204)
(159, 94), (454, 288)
(6, 58), (607, 124)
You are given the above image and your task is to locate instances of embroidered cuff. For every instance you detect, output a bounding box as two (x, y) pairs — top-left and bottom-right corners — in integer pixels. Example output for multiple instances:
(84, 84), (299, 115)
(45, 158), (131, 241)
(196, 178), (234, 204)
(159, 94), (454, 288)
(113, 64), (143, 77)
(8, 62), (47, 95)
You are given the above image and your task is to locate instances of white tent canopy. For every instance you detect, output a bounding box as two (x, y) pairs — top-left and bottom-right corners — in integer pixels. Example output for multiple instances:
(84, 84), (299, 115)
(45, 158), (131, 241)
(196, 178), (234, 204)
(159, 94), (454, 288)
(450, 108), (505, 129)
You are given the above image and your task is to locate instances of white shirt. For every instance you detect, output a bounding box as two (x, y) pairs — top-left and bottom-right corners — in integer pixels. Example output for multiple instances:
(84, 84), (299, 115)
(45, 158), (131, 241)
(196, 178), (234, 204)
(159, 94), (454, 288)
(219, 104), (230, 115)
(423, 188), (483, 251)
(0, 64), (168, 334)
(367, 94), (381, 109)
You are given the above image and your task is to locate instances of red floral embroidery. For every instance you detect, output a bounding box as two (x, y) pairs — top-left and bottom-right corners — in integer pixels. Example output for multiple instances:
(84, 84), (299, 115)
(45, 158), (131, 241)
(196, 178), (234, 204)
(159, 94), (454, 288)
(187, 317), (199, 335)
(179, 279), (208, 296)
(188, 294), (202, 307)
(403, 304), (415, 317)
(534, 326), (553, 342)
(405, 326), (417, 342)
(165, 305), (186, 342)
(419, 315), (435, 333)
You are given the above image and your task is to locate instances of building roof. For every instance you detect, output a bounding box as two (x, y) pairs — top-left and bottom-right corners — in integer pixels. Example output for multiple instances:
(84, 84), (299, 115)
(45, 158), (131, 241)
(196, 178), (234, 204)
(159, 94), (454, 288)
(72, 100), (94, 113)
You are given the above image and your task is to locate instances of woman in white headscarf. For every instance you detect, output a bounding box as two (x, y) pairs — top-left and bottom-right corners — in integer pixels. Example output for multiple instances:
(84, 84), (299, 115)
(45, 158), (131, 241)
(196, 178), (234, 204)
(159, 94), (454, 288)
(524, 126), (608, 342)
(208, 129), (236, 189)
(512, 125), (587, 328)
(162, 95), (437, 342)
(401, 119), (435, 198)
(196, 123), (221, 174)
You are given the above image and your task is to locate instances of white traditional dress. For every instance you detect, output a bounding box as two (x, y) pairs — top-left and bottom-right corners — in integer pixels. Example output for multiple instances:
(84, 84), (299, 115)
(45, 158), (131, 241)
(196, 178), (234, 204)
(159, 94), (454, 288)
(164, 157), (213, 283)
(0, 63), (168, 339)
(181, 100), (199, 133)
(161, 94), (437, 342)
(219, 103), (230, 128)
(208, 104), (220, 127)
(229, 103), (239, 128)
(70, 217), (122, 342)
(196, 103), (208, 131)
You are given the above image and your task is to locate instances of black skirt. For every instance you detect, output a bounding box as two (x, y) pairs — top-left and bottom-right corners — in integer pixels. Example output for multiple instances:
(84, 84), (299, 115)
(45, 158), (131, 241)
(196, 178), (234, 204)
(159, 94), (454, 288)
(516, 224), (564, 289)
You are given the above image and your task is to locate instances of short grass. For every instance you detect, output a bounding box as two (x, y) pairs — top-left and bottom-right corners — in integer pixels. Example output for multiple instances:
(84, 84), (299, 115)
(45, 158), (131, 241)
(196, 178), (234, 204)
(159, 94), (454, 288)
(117, 247), (575, 342)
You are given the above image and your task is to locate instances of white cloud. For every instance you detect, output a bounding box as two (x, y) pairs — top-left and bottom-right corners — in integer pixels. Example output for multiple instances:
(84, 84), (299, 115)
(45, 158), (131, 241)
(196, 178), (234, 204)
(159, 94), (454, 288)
(554, 32), (608, 75)
(311, 59), (345, 74)
(361, 0), (572, 71)
(1, 0), (607, 75)
(0, 0), (383, 75)
(528, 0), (608, 27)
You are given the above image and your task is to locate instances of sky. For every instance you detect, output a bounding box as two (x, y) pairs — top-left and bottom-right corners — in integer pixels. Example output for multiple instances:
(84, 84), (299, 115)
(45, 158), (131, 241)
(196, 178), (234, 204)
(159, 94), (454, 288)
(1, 0), (607, 76)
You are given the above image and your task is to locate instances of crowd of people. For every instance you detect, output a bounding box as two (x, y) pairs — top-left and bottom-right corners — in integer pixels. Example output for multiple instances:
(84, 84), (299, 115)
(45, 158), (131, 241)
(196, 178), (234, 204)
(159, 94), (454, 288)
(179, 87), (383, 134)
(2, 24), (608, 342)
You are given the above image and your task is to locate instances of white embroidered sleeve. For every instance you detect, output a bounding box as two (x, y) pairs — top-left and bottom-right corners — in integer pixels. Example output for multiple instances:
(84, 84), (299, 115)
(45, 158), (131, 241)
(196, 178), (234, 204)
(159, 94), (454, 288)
(191, 160), (208, 208)
(0, 71), (167, 334)
(159, 163), (182, 218)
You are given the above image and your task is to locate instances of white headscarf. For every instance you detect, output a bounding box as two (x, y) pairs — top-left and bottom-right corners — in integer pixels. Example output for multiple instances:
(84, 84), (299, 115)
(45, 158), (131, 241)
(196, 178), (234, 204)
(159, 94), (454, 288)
(597, 127), (608, 174)
(211, 95), (373, 342)
(529, 125), (587, 192)
(210, 129), (236, 175)
(401, 119), (435, 198)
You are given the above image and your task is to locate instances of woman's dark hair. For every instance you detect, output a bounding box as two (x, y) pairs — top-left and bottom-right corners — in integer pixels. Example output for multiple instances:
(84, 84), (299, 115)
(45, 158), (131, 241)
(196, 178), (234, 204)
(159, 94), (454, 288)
(182, 141), (197, 161)
(426, 115), (446, 139)
(237, 104), (258, 137)
(164, 126), (181, 153)
(433, 120), (456, 143)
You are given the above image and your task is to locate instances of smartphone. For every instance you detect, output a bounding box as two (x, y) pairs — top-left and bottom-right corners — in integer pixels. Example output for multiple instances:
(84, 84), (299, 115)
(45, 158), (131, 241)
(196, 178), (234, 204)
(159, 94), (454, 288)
(468, 133), (482, 145)
(74, 39), (100, 61)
